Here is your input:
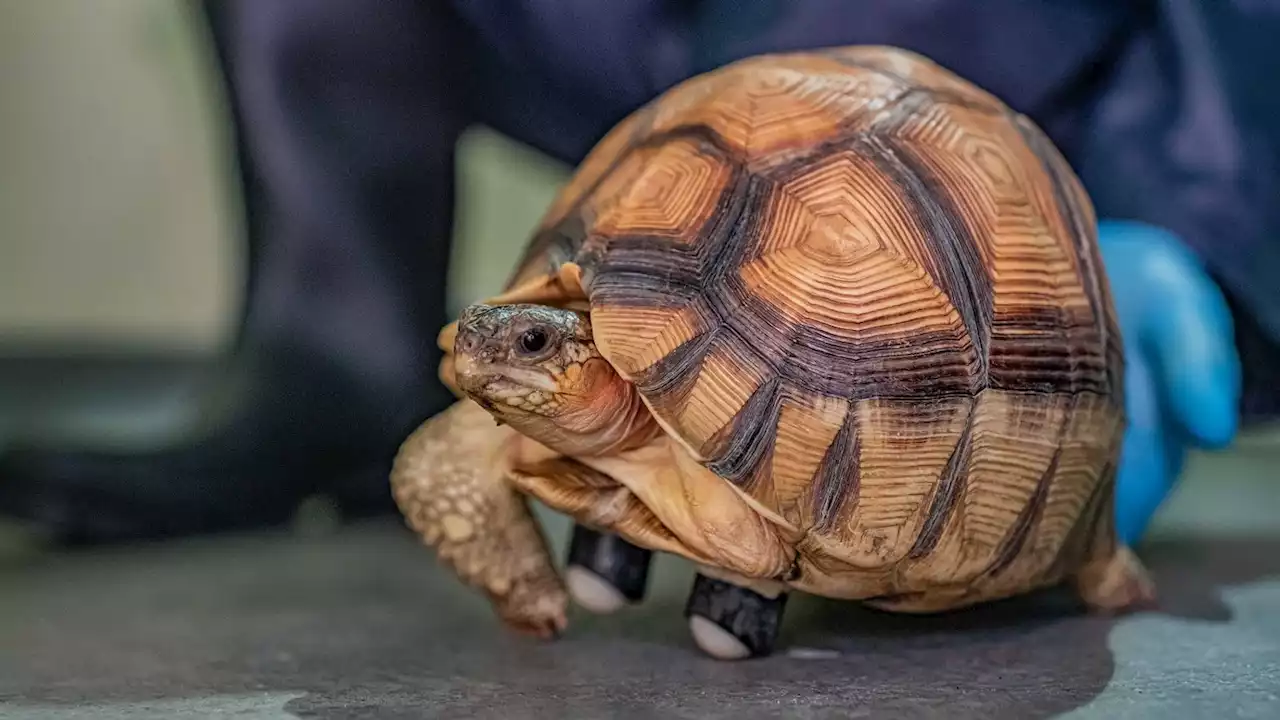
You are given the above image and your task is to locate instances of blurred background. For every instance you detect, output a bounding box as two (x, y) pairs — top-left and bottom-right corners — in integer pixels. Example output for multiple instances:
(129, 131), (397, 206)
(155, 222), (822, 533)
(0, 1), (568, 376)
(0, 1), (572, 550)
(1, 1), (1277, 555)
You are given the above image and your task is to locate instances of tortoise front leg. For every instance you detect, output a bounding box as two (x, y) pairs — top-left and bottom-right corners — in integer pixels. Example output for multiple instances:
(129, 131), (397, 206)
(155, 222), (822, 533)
(566, 525), (653, 613)
(391, 400), (568, 638)
(512, 451), (796, 658)
(508, 458), (706, 613)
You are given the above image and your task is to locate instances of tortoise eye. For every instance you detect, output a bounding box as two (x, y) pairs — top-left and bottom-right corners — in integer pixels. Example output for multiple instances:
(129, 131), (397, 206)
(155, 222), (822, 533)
(517, 328), (550, 355)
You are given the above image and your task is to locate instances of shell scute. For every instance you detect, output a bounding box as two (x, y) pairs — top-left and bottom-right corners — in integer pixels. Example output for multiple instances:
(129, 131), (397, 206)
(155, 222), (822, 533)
(506, 47), (1123, 596)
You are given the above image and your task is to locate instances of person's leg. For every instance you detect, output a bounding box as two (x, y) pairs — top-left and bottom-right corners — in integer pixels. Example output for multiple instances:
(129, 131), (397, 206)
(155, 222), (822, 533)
(0, 0), (473, 542)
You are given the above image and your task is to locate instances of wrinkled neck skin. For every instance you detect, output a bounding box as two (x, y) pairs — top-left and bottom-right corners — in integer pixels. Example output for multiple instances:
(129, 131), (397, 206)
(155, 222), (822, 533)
(512, 362), (660, 457)
(453, 303), (661, 458)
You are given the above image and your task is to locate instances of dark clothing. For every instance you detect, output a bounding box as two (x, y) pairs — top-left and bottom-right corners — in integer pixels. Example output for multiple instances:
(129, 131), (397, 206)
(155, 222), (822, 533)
(9, 0), (1276, 547)
(216, 0), (1280, 419)
(4, 0), (1276, 546)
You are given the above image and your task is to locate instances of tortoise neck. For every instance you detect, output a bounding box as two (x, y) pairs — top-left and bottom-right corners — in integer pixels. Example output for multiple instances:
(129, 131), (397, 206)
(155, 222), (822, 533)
(507, 374), (661, 458)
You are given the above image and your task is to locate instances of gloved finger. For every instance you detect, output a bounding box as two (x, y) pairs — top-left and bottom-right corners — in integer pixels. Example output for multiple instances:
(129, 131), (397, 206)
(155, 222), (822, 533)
(1113, 350), (1186, 544)
(1115, 425), (1186, 545)
(1136, 236), (1242, 449)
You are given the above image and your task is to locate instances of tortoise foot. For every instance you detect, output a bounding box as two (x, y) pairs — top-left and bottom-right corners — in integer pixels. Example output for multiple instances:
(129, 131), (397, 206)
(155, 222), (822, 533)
(565, 525), (652, 614)
(684, 573), (787, 660)
(1075, 545), (1158, 614)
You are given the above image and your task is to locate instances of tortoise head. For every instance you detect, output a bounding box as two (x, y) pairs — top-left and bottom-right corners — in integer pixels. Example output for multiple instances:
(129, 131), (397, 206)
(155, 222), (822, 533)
(452, 303), (652, 454)
(454, 303), (600, 404)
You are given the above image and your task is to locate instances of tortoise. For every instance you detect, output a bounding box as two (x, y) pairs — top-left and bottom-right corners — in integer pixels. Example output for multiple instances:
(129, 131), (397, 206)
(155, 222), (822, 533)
(390, 45), (1156, 660)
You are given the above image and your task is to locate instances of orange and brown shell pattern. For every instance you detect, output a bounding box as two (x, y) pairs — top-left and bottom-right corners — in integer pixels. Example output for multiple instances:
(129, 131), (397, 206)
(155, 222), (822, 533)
(496, 46), (1129, 604)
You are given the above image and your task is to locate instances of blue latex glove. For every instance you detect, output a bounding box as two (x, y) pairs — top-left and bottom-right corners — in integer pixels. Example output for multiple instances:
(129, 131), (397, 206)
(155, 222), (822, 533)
(1098, 220), (1242, 544)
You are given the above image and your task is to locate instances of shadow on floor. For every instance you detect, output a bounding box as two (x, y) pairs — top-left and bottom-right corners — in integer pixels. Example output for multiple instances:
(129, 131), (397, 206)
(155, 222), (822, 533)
(4, 518), (1271, 718)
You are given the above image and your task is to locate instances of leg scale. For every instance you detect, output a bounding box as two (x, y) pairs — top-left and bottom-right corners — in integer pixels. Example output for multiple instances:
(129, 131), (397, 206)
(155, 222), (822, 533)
(1076, 545), (1158, 614)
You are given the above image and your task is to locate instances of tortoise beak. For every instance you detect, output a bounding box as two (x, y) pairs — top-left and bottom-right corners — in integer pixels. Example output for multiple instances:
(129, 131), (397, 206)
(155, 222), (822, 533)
(453, 353), (486, 382)
(452, 343), (501, 396)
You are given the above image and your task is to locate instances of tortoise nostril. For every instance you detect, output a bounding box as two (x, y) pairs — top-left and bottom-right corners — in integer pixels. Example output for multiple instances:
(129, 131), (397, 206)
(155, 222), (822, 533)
(456, 333), (481, 354)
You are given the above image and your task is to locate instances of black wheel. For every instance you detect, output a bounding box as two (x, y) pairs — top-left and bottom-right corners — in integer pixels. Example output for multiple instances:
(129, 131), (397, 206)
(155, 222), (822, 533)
(684, 573), (788, 659)
(565, 525), (653, 613)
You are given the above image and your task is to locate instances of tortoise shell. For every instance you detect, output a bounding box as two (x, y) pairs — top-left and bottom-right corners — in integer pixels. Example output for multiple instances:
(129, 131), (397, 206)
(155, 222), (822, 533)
(498, 46), (1124, 601)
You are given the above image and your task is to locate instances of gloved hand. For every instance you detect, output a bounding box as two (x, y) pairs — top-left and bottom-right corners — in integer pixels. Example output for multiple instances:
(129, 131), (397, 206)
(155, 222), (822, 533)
(1098, 219), (1242, 544)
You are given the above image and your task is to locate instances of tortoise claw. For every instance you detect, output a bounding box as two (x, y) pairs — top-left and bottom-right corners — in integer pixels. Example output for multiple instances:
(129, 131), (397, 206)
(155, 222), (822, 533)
(498, 603), (568, 640)
(565, 525), (653, 613)
(1075, 544), (1158, 614)
(684, 573), (788, 660)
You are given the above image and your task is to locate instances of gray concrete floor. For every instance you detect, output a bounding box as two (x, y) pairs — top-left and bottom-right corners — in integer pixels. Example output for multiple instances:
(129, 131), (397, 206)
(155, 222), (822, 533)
(1, 446), (1277, 719)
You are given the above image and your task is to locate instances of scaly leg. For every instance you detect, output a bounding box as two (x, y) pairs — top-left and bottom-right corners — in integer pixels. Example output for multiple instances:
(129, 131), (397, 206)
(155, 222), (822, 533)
(1075, 545), (1157, 613)
(509, 456), (693, 613)
(391, 400), (568, 637)
(512, 445), (795, 658)
(1072, 476), (1157, 613)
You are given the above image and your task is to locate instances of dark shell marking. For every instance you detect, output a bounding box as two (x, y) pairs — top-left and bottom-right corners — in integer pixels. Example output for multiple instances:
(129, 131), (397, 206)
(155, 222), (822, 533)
(510, 47), (1124, 598)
